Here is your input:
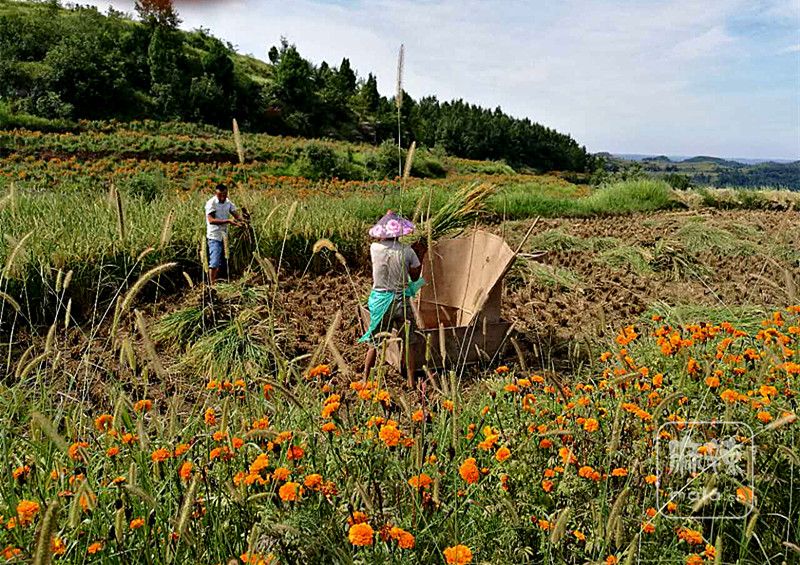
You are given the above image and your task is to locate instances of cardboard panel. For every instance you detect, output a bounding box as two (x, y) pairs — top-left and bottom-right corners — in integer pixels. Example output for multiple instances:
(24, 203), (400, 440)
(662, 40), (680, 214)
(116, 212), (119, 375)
(419, 230), (515, 326)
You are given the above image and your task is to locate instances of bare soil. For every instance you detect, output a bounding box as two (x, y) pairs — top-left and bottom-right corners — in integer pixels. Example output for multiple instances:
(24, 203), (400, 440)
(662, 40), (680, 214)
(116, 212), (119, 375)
(13, 208), (800, 403)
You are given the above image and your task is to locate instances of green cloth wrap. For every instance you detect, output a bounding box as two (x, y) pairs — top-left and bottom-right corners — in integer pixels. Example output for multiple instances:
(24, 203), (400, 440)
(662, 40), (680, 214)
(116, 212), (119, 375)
(358, 277), (425, 343)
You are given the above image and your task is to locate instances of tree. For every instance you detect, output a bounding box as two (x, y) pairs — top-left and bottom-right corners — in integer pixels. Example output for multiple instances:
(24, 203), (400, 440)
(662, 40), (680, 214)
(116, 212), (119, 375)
(147, 26), (185, 118)
(264, 39), (318, 135)
(44, 17), (132, 119)
(135, 0), (180, 29)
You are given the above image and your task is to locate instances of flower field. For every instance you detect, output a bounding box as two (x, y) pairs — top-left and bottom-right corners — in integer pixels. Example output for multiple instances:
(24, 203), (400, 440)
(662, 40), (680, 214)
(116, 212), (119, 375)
(0, 303), (797, 563)
(1, 121), (799, 564)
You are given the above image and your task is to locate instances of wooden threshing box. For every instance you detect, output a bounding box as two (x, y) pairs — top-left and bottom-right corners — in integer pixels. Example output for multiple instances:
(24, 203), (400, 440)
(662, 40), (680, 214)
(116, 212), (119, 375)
(365, 229), (519, 371)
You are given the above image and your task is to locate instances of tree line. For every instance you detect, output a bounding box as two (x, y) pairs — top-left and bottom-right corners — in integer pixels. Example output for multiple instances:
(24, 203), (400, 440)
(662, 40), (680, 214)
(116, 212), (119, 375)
(0, 0), (592, 172)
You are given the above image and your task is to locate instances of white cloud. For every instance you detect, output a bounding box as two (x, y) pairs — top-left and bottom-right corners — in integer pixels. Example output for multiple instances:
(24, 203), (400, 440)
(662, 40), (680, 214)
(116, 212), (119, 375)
(76, 0), (800, 159)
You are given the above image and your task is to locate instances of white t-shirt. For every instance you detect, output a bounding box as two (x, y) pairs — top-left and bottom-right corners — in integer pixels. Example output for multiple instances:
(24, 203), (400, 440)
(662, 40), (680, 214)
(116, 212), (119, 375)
(370, 240), (420, 292)
(205, 196), (237, 241)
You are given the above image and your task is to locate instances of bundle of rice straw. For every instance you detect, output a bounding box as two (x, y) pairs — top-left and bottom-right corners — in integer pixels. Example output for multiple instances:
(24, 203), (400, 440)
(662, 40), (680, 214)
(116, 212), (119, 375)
(411, 181), (497, 242)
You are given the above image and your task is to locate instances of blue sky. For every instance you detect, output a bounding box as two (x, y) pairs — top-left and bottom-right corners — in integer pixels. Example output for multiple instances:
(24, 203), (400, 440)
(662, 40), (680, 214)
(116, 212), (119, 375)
(84, 0), (800, 160)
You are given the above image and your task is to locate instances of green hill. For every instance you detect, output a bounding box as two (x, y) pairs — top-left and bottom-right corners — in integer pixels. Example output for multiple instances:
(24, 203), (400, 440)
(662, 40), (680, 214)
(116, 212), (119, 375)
(0, 0), (591, 172)
(681, 155), (743, 167)
(600, 152), (800, 190)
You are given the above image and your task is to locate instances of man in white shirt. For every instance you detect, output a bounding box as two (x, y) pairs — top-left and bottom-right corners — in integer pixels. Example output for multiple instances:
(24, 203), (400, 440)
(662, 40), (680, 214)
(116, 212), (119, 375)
(205, 184), (242, 285)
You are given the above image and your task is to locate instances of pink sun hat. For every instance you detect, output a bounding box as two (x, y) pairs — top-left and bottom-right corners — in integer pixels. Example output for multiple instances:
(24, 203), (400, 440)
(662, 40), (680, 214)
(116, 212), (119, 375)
(368, 210), (415, 239)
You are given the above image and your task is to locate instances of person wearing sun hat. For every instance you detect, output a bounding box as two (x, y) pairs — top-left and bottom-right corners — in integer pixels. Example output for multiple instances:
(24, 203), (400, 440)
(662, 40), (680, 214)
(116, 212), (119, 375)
(360, 210), (425, 385)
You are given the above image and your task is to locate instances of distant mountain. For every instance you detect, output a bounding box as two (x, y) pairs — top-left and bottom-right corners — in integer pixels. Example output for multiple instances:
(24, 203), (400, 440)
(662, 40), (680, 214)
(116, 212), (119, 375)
(681, 156), (743, 167)
(599, 152), (800, 190)
(612, 153), (797, 166)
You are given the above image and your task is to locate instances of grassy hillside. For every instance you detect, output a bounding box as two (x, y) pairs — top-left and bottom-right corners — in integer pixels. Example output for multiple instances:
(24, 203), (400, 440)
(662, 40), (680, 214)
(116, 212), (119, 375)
(0, 0), (592, 172)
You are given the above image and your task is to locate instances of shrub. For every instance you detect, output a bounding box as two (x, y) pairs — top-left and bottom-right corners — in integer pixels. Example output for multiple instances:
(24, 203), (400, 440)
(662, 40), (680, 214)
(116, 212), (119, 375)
(123, 170), (167, 202)
(287, 142), (356, 180)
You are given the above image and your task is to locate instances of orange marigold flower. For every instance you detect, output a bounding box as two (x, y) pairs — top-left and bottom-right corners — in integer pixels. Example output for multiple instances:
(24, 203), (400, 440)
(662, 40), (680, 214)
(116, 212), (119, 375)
(204, 408), (217, 426)
(412, 409), (424, 422)
(541, 479), (554, 492)
(87, 541), (104, 554)
(495, 446), (511, 462)
(759, 384), (778, 398)
(703, 544), (716, 559)
(442, 399), (454, 412)
(539, 438), (553, 449)
(304, 474), (323, 490)
(583, 418), (599, 432)
(757, 411), (772, 423)
(389, 526), (415, 549)
(348, 511), (368, 526)
(720, 389), (739, 403)
(12, 465), (30, 481)
(287, 445), (304, 461)
(94, 414), (114, 432)
(151, 448), (171, 463)
(273, 467), (291, 481)
(174, 443), (190, 456)
(573, 530), (586, 541)
(459, 458), (480, 484)
(408, 473), (433, 490)
(677, 527), (704, 545)
(321, 401), (340, 419)
(1, 547), (21, 560)
(179, 462), (193, 481)
(443, 544), (473, 564)
(641, 521), (655, 533)
(611, 467), (628, 477)
(705, 376), (720, 388)
(130, 517), (145, 530)
(16, 500), (40, 526)
(605, 556), (618, 565)
(494, 365), (510, 375)
(249, 454), (270, 474)
(68, 441), (89, 461)
(121, 433), (138, 444)
(559, 446), (577, 465)
(321, 422), (337, 433)
(278, 481), (302, 502)
(252, 417), (270, 430)
(645, 474), (658, 485)
(106, 446), (120, 458)
(348, 522), (374, 546)
(51, 536), (66, 555)
(133, 399), (153, 413)
(686, 554), (703, 565)
(263, 384), (274, 399)
(379, 423), (401, 447)
(209, 446), (230, 461)
(308, 364), (332, 378)
(736, 486), (754, 504)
